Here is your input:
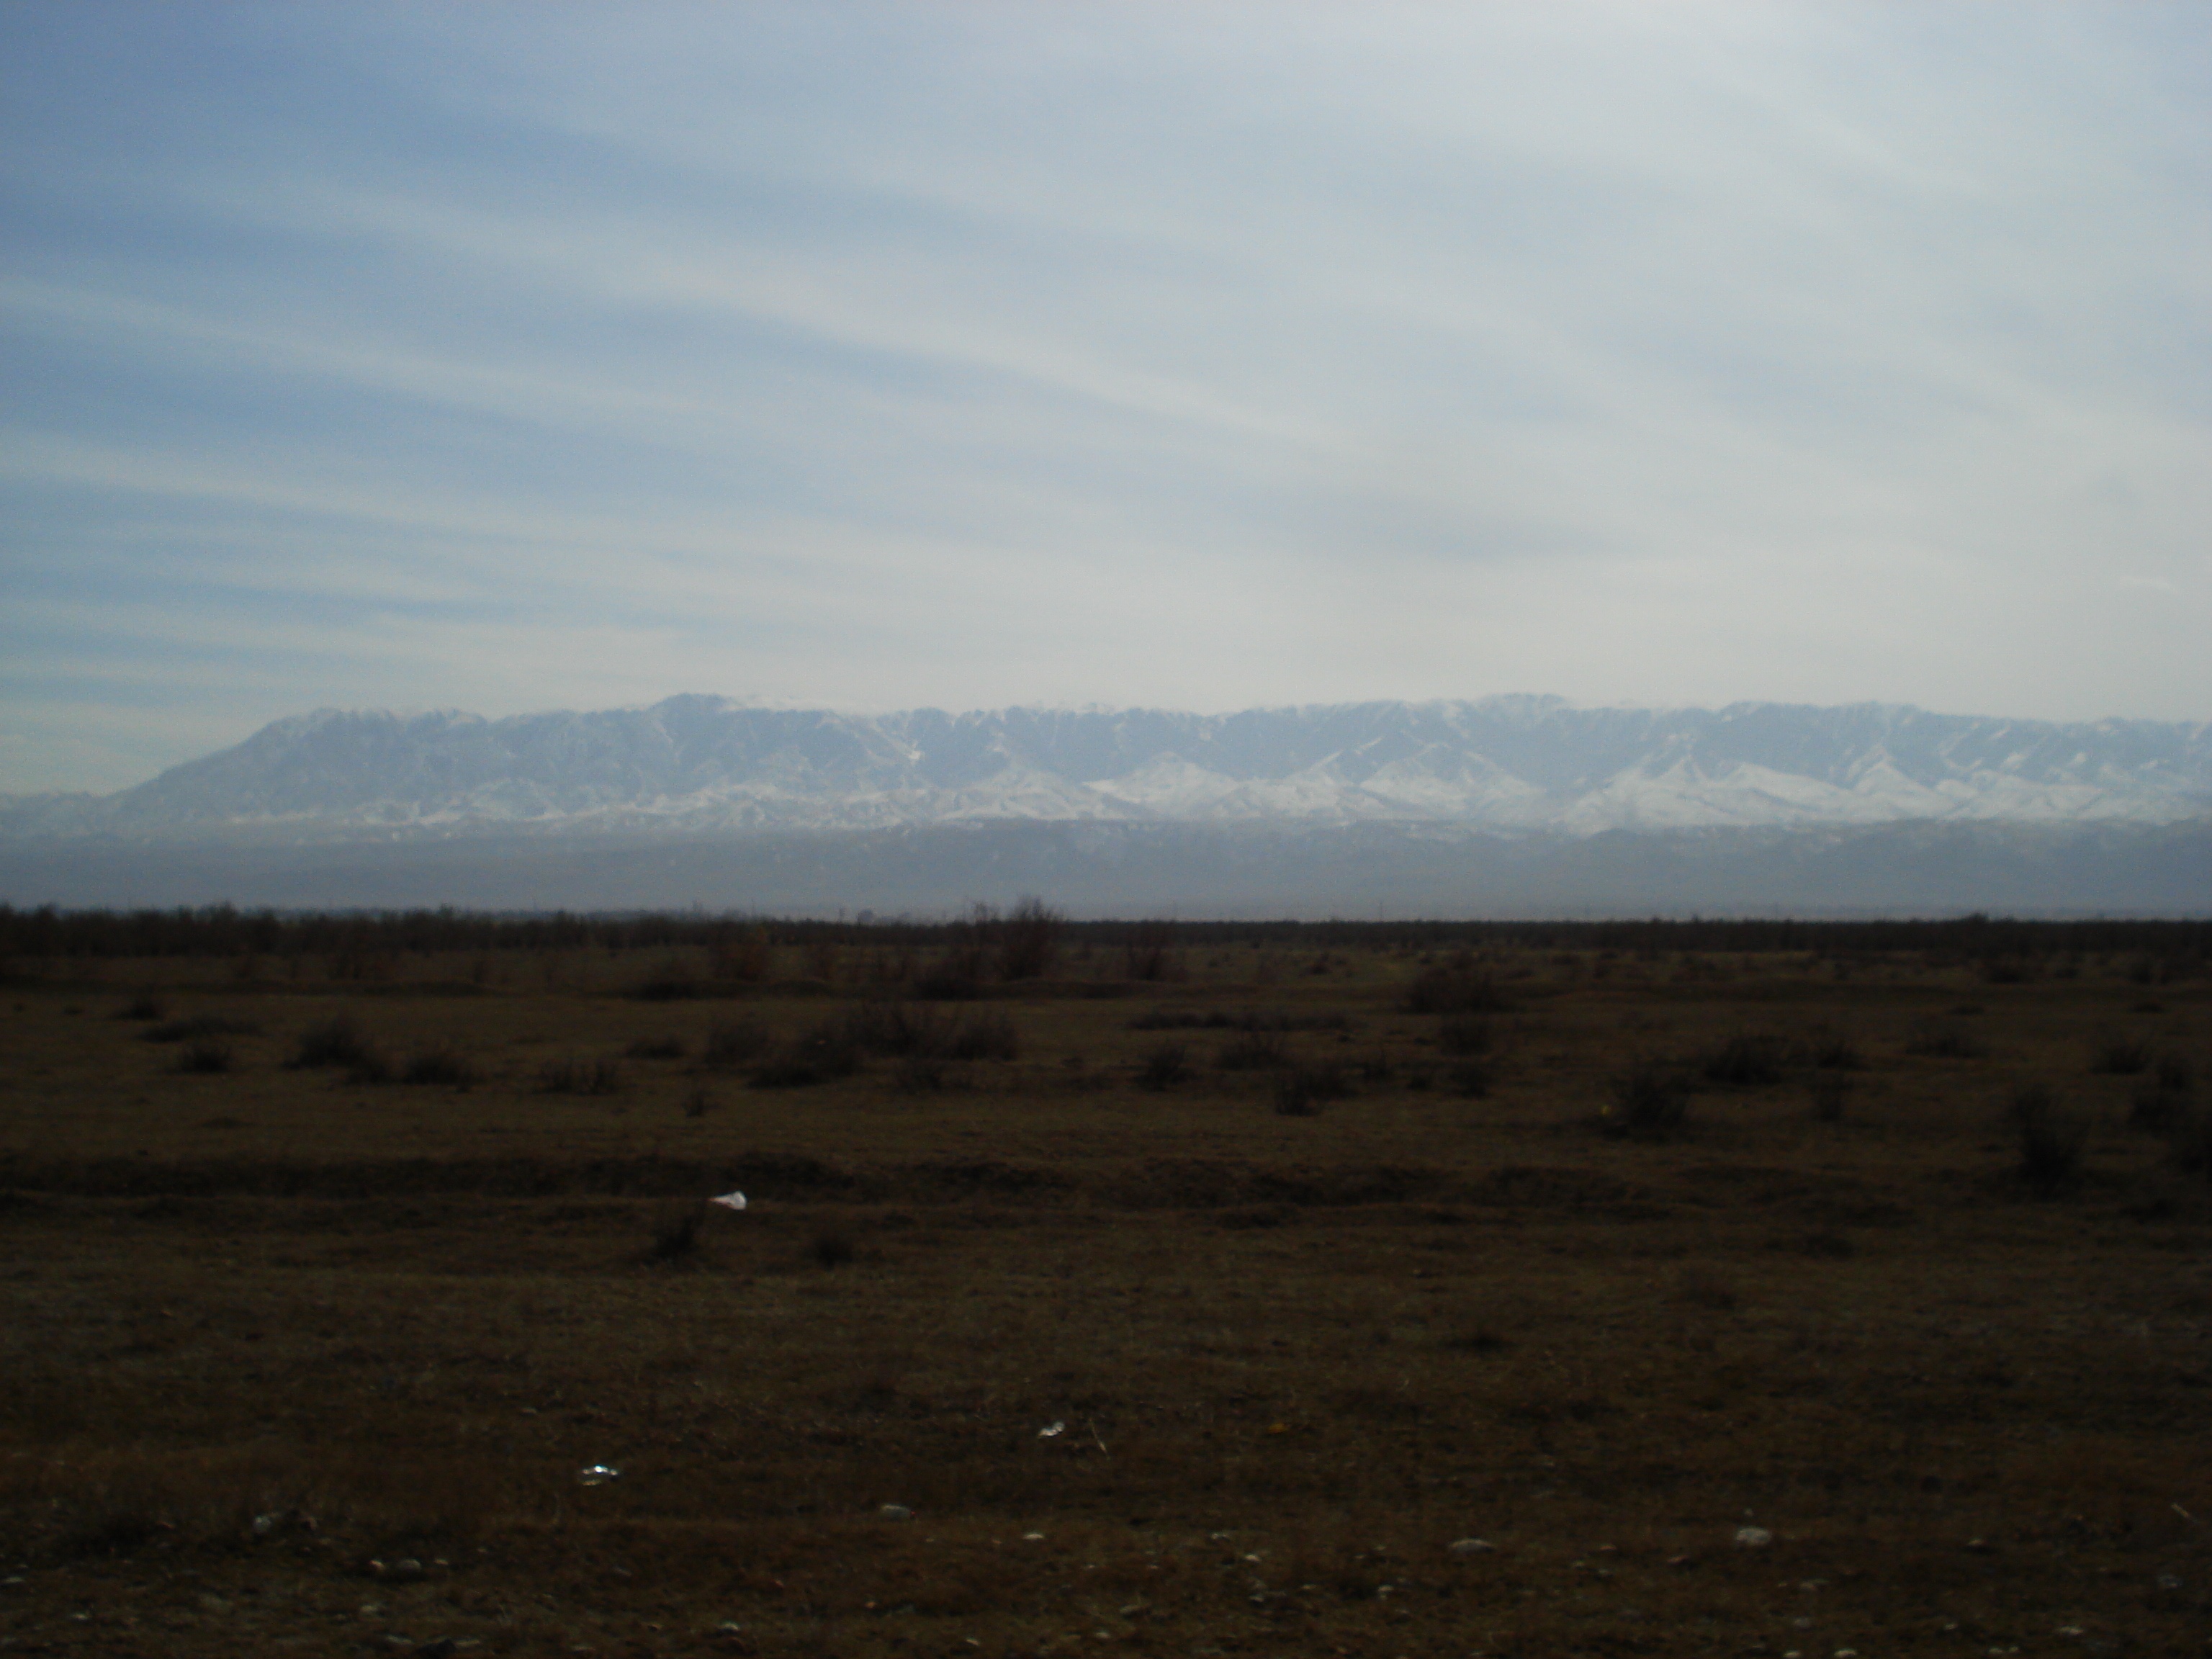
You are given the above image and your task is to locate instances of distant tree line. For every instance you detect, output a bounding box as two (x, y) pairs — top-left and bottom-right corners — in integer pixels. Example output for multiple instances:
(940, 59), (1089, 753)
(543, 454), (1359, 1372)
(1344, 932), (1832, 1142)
(0, 901), (2205, 969)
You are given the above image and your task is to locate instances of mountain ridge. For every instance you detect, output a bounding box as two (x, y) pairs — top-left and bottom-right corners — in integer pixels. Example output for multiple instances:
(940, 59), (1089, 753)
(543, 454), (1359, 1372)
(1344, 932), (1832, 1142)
(6, 695), (2208, 845)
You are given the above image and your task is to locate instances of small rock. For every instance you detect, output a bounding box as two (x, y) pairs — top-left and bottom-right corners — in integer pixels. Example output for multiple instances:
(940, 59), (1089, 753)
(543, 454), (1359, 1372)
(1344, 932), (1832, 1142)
(1448, 1538), (1493, 1555)
(1734, 1527), (1773, 1548)
(878, 1504), (913, 1522)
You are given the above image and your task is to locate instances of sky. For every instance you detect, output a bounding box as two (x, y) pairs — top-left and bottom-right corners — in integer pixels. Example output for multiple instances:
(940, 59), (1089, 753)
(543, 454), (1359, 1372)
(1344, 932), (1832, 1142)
(3, 1), (2209, 794)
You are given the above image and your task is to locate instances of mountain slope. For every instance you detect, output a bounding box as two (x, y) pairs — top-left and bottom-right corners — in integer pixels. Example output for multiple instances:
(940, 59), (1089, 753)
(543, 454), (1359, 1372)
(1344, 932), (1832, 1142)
(6, 695), (2209, 841)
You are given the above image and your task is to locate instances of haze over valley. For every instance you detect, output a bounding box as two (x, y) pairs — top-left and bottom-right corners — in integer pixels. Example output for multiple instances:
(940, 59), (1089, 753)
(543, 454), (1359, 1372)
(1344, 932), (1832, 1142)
(5, 695), (2206, 915)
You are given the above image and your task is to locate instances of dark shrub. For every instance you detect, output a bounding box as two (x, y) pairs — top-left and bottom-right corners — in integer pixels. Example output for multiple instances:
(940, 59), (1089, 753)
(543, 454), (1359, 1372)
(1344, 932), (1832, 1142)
(710, 929), (772, 983)
(114, 994), (166, 1022)
(1136, 1040), (1191, 1091)
(912, 967), (982, 1001)
(1602, 1062), (1693, 1139)
(538, 1056), (621, 1096)
(143, 1015), (259, 1045)
(1808, 1074), (1851, 1123)
(1274, 1064), (1352, 1116)
(809, 1228), (856, 1268)
(1401, 964), (1509, 1015)
(629, 973), (703, 1002)
(1130, 1008), (1348, 1033)
(1216, 1029), (1291, 1070)
(401, 1044), (477, 1089)
(58, 1507), (166, 1560)
(2130, 1081), (2189, 1132)
(2090, 1034), (2152, 1076)
(626, 1035), (688, 1060)
(2009, 1083), (2087, 1196)
(1123, 922), (1182, 983)
(1447, 1061), (1491, 1099)
(2004, 1080), (2055, 1124)
(647, 1202), (707, 1264)
(749, 1025), (860, 1089)
(682, 1087), (714, 1119)
(1699, 1032), (1786, 1087)
(1437, 1017), (1492, 1058)
(289, 1016), (376, 1070)
(344, 1048), (393, 1085)
(1905, 1021), (1988, 1059)
(175, 1040), (233, 1074)
(701, 1018), (771, 1069)
(947, 1010), (1019, 1062)
(2170, 1106), (2212, 1181)
(1809, 1030), (1863, 1070)
(1150, 1009), (1206, 1031)
(841, 1000), (950, 1058)
(894, 1056), (954, 1092)
(996, 896), (1064, 981)
(1676, 1268), (1740, 1311)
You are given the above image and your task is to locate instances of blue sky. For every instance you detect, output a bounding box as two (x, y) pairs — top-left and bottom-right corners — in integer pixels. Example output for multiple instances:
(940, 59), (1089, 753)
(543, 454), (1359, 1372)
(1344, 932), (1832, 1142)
(4, 1), (2208, 792)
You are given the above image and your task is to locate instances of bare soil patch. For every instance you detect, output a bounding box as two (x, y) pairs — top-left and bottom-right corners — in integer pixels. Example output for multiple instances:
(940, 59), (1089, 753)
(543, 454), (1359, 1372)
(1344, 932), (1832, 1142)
(2, 917), (2208, 1654)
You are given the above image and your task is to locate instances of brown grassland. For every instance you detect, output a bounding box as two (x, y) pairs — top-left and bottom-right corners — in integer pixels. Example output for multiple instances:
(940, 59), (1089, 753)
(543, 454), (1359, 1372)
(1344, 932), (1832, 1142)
(2, 909), (2210, 1658)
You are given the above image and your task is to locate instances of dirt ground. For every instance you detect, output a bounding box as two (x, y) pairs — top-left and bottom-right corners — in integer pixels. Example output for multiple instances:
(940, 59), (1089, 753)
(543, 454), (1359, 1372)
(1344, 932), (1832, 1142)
(2, 922), (2208, 1656)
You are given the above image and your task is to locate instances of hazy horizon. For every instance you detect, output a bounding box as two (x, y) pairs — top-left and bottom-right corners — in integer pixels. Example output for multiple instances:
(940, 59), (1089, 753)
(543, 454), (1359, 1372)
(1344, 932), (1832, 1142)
(6, 3), (2208, 793)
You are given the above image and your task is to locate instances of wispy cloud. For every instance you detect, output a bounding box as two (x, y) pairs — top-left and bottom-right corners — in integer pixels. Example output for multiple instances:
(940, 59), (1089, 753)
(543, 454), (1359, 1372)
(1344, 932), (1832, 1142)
(2, 1), (2207, 790)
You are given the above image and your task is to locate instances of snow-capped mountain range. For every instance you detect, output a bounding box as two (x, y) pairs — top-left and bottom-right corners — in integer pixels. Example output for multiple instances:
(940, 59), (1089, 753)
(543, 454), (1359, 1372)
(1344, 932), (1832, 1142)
(7, 695), (2208, 841)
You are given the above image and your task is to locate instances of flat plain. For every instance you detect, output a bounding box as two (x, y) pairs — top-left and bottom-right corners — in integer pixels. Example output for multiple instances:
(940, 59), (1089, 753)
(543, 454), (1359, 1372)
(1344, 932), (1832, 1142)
(2, 914), (2209, 1658)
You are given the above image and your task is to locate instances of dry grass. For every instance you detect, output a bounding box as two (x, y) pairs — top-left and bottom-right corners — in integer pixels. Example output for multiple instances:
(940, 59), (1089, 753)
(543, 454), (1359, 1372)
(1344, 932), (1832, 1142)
(1, 928), (2208, 1655)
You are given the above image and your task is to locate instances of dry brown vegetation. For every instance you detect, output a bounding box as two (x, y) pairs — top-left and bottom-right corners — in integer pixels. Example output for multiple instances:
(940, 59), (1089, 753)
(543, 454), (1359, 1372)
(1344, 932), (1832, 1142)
(2, 910), (2210, 1656)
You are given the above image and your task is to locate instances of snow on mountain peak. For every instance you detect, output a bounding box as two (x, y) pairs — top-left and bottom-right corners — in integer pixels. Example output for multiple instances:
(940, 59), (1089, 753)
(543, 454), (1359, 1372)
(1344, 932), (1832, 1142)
(6, 697), (2206, 842)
